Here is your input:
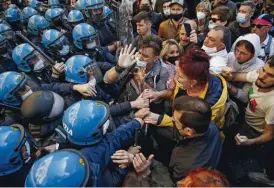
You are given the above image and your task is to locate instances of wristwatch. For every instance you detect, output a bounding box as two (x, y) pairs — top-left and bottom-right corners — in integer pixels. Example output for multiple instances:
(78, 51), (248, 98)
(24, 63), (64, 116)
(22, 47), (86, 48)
(115, 64), (125, 73)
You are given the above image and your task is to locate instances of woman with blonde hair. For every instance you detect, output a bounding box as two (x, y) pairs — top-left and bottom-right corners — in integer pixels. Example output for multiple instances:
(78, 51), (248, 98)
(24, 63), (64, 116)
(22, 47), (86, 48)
(195, 0), (211, 34)
(160, 39), (181, 90)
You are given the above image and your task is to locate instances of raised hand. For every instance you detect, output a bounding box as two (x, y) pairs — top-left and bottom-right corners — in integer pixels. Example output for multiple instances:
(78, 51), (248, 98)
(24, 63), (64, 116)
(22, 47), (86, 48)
(118, 44), (136, 68)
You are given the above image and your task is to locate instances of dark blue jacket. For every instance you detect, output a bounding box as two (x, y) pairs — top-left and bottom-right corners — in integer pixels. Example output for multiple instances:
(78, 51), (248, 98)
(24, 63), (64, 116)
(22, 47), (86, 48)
(0, 55), (18, 74)
(80, 119), (141, 187)
(91, 20), (117, 46)
(169, 122), (222, 182)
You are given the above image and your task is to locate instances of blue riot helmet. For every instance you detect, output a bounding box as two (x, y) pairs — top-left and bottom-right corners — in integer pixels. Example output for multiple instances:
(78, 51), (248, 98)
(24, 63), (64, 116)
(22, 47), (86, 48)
(67, 10), (84, 28)
(48, 0), (61, 8)
(0, 72), (27, 106)
(42, 29), (70, 56)
(0, 124), (29, 176)
(65, 55), (95, 83)
(102, 6), (113, 20)
(27, 15), (50, 36)
(0, 24), (14, 41)
(72, 23), (100, 50)
(86, 0), (105, 22)
(0, 34), (8, 55)
(21, 7), (38, 25)
(8, 4), (19, 9)
(12, 43), (49, 73)
(45, 8), (67, 26)
(74, 0), (87, 11)
(62, 100), (110, 146)
(28, 0), (44, 13)
(25, 149), (89, 187)
(4, 7), (21, 24)
(74, 0), (89, 18)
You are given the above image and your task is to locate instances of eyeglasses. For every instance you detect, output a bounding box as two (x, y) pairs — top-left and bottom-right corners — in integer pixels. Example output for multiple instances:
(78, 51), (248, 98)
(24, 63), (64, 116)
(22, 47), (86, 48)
(251, 24), (267, 29)
(210, 18), (221, 23)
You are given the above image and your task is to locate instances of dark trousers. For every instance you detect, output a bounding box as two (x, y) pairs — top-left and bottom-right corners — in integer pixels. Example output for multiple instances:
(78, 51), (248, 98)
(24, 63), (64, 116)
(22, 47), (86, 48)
(222, 122), (274, 179)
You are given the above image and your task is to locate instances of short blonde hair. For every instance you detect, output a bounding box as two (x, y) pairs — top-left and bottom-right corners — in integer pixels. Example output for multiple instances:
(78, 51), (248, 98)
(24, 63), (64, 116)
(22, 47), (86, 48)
(160, 39), (182, 60)
(196, 0), (211, 14)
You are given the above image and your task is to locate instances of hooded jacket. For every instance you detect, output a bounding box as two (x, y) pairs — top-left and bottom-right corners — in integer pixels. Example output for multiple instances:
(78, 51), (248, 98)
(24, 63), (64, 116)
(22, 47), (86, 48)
(227, 33), (265, 73)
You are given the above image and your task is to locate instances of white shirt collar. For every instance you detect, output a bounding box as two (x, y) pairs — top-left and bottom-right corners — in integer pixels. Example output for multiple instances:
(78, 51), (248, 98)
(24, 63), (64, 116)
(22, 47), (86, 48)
(262, 34), (270, 46)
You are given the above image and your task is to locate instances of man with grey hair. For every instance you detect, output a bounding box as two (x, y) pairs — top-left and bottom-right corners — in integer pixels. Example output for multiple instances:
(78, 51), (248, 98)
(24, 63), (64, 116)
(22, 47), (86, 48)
(228, 1), (256, 44)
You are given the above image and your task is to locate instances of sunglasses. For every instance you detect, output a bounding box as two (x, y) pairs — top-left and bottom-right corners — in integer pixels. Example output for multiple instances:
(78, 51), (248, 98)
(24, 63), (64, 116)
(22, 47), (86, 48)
(210, 18), (221, 23)
(251, 24), (267, 29)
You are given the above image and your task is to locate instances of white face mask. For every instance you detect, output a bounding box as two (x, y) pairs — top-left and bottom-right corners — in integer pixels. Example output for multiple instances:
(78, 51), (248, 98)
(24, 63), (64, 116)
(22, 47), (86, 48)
(202, 45), (217, 55)
(208, 23), (217, 30)
(21, 89), (33, 100)
(33, 59), (45, 72)
(236, 13), (248, 23)
(88, 77), (96, 87)
(59, 45), (70, 56)
(136, 54), (147, 68)
(86, 41), (97, 49)
(163, 9), (170, 16)
(102, 119), (110, 135)
(197, 12), (206, 20)
(22, 140), (31, 163)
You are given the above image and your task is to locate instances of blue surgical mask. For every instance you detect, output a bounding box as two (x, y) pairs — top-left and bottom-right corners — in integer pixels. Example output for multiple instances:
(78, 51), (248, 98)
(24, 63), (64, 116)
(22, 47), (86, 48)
(163, 9), (170, 16)
(236, 13), (247, 23)
(59, 45), (70, 56)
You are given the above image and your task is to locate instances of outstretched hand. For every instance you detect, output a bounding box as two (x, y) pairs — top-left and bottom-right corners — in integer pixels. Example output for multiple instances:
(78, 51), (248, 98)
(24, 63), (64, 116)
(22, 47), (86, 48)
(118, 44), (136, 68)
(133, 153), (154, 177)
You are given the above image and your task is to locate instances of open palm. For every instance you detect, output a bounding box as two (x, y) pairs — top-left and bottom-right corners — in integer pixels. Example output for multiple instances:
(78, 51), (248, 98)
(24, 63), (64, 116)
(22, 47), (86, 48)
(118, 44), (136, 68)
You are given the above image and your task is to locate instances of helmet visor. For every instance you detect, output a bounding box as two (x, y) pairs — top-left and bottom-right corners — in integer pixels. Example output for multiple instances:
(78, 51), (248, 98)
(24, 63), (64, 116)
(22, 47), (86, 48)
(24, 51), (49, 72)
(78, 61), (103, 83)
(50, 35), (70, 56)
(82, 35), (100, 50)
(10, 124), (28, 159)
(88, 8), (103, 21)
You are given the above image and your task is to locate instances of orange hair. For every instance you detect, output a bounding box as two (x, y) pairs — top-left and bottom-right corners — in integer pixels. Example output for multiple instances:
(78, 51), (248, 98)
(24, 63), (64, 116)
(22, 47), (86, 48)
(177, 168), (229, 187)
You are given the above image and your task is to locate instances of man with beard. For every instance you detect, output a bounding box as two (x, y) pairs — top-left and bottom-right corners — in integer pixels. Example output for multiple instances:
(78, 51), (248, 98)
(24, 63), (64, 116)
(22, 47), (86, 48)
(221, 56), (274, 185)
(158, 0), (196, 41)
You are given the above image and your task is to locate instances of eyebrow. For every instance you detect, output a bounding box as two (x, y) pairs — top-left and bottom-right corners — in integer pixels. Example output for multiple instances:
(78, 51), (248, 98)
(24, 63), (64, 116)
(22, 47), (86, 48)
(263, 67), (274, 77)
(139, 51), (149, 58)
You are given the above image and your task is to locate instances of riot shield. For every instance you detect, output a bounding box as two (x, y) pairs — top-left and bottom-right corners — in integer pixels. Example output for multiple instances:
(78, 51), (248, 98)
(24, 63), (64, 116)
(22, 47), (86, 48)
(108, 0), (135, 46)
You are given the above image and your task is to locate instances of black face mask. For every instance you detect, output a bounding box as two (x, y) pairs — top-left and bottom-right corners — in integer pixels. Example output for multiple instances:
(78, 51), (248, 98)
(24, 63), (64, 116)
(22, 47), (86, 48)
(170, 13), (183, 21)
(140, 5), (151, 12)
(167, 56), (179, 64)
